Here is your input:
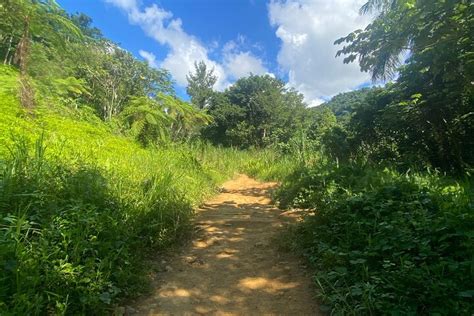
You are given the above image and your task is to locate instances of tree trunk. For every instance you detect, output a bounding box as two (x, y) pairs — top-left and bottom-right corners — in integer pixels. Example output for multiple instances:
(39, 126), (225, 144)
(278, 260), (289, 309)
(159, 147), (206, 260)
(3, 35), (13, 65)
(14, 16), (35, 109)
(14, 16), (30, 76)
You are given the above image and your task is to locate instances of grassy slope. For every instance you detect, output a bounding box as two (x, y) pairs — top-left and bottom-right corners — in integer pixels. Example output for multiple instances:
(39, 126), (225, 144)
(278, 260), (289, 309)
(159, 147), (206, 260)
(0, 65), (258, 314)
(0, 66), (246, 203)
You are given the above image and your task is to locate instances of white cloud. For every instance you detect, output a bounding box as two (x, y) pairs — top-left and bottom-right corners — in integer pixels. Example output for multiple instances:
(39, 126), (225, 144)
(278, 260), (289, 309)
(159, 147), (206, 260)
(105, 0), (137, 11)
(224, 51), (268, 79)
(138, 50), (157, 68)
(268, 0), (372, 105)
(107, 0), (367, 104)
(307, 97), (325, 107)
(104, 0), (269, 91)
(105, 1), (226, 88)
(221, 39), (269, 79)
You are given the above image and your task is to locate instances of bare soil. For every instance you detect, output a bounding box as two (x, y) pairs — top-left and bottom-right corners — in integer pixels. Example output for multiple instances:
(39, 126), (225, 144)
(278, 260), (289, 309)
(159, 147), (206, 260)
(132, 174), (320, 315)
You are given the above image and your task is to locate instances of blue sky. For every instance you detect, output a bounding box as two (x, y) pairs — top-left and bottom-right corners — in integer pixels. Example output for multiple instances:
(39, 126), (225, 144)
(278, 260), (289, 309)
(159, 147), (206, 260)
(58, 0), (372, 105)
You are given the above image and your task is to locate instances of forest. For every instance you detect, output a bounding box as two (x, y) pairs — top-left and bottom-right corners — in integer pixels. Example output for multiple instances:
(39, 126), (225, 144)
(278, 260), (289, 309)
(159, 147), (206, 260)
(0, 0), (472, 315)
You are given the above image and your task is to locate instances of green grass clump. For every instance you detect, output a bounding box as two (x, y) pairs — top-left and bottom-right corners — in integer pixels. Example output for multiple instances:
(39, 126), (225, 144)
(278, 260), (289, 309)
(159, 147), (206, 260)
(276, 162), (474, 314)
(243, 149), (302, 181)
(0, 66), (254, 314)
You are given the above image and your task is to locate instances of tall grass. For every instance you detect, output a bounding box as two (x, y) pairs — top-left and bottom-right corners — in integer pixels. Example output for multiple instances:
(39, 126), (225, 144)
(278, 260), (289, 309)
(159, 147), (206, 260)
(0, 65), (289, 314)
(0, 133), (258, 314)
(243, 149), (304, 181)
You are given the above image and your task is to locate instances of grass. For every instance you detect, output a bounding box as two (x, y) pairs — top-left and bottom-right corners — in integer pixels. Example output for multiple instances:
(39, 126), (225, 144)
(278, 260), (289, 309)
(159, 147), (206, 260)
(0, 65), (290, 314)
(243, 149), (301, 182)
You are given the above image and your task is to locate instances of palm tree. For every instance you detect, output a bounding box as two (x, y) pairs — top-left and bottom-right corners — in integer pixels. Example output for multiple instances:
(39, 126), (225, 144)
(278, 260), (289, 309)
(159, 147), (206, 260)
(121, 96), (173, 145)
(5, 0), (82, 107)
(159, 93), (212, 141)
(122, 94), (212, 145)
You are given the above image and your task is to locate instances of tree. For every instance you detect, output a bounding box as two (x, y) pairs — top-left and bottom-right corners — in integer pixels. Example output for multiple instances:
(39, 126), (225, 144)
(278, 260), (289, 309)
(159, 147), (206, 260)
(203, 74), (307, 148)
(306, 107), (337, 143)
(201, 92), (246, 146)
(121, 94), (211, 145)
(0, 0), (82, 108)
(0, 0), (82, 74)
(78, 44), (173, 120)
(186, 61), (217, 109)
(164, 94), (212, 141)
(320, 88), (375, 123)
(121, 96), (173, 145)
(336, 0), (473, 82)
(334, 0), (474, 171)
(69, 12), (102, 40)
(226, 74), (306, 147)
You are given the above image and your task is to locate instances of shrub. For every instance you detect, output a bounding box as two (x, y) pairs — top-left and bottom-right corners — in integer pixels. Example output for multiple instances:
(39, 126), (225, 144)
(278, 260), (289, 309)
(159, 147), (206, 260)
(277, 163), (474, 314)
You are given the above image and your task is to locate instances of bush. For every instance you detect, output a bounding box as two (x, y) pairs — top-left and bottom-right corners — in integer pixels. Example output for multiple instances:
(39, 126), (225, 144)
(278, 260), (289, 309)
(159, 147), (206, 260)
(277, 163), (474, 314)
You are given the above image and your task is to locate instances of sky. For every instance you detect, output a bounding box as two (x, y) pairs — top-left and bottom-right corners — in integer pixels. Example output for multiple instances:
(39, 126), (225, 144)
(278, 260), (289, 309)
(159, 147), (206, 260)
(58, 0), (373, 106)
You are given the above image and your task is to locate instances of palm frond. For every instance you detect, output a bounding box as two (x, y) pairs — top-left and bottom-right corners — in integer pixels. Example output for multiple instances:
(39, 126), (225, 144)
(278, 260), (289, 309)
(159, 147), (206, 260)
(360, 0), (397, 14)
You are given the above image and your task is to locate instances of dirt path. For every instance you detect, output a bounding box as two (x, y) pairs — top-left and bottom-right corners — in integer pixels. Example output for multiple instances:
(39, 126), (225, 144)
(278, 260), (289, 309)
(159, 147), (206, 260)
(133, 174), (320, 315)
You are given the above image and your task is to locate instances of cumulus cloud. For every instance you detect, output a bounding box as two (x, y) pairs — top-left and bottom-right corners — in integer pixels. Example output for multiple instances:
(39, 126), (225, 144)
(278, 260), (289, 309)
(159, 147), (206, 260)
(268, 0), (372, 105)
(106, 0), (367, 104)
(224, 52), (268, 79)
(222, 37), (268, 79)
(114, 2), (228, 89)
(104, 0), (268, 91)
(138, 50), (158, 68)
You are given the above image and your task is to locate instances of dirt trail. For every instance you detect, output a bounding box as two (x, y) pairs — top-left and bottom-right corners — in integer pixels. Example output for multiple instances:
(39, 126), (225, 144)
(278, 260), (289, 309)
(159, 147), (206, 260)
(133, 174), (320, 315)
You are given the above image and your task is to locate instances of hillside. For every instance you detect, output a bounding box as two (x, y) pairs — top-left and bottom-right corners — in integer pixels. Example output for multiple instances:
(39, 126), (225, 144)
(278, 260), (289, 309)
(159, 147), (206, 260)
(0, 65), (258, 313)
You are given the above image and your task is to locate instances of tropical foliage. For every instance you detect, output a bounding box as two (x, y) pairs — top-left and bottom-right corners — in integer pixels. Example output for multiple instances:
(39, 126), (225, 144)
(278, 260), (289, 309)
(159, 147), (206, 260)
(272, 1), (474, 314)
(201, 74), (307, 148)
(0, 0), (473, 314)
(335, 0), (473, 171)
(186, 61), (217, 109)
(0, 64), (270, 314)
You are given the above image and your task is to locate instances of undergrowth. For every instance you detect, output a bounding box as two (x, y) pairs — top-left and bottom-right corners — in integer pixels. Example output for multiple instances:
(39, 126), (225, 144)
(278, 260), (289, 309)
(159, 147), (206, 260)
(276, 162), (474, 315)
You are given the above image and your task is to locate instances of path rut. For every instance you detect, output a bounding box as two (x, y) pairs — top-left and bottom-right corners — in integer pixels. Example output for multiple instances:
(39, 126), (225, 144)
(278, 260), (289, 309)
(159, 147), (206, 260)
(133, 174), (319, 315)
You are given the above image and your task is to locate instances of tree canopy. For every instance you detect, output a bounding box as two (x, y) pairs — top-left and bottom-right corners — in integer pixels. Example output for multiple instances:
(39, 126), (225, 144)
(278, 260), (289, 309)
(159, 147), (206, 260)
(186, 61), (217, 109)
(334, 0), (474, 171)
(201, 74), (307, 148)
